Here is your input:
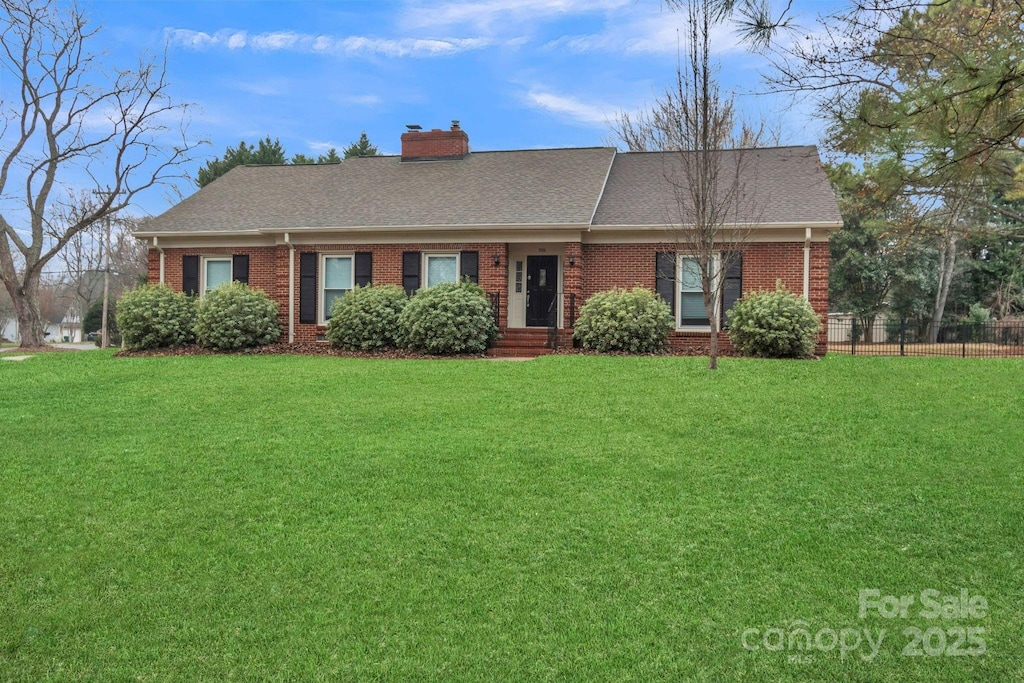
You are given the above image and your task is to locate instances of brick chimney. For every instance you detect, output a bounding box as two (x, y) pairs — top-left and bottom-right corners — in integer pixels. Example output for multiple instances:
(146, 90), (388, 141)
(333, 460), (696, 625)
(401, 120), (469, 161)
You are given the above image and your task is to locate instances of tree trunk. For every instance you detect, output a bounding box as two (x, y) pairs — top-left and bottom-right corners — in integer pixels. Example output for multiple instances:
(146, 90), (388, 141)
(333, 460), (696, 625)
(708, 316), (719, 369)
(927, 232), (957, 343)
(10, 276), (45, 348)
(706, 286), (719, 370)
(861, 315), (876, 343)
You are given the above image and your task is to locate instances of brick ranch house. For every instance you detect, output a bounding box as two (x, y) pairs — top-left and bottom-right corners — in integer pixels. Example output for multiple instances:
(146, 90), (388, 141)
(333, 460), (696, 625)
(136, 123), (841, 355)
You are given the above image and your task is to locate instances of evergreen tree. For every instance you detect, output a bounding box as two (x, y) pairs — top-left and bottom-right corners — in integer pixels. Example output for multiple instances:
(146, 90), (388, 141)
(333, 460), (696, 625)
(342, 132), (379, 159)
(197, 137), (287, 187)
(317, 149), (342, 164)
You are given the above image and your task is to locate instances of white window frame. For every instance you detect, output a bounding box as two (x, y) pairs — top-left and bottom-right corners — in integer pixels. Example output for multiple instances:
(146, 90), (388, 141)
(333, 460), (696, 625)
(422, 252), (461, 289)
(320, 253), (355, 324)
(676, 253), (720, 332)
(201, 256), (232, 297)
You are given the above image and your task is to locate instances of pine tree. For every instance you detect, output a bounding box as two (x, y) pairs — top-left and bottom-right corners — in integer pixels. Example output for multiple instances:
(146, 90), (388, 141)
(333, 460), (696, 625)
(342, 132), (379, 159)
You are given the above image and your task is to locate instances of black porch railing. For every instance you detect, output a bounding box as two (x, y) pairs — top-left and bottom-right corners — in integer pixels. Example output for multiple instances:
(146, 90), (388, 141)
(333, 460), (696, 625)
(547, 292), (577, 350)
(827, 318), (1024, 358)
(487, 291), (501, 330)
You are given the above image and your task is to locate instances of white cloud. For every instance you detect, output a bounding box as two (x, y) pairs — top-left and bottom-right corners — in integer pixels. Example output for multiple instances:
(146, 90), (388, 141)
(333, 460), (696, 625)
(524, 88), (616, 127)
(343, 94), (383, 107)
(403, 0), (630, 32)
(232, 78), (291, 97)
(164, 28), (494, 58)
(225, 31), (247, 50)
(306, 140), (339, 153)
(545, 12), (745, 56)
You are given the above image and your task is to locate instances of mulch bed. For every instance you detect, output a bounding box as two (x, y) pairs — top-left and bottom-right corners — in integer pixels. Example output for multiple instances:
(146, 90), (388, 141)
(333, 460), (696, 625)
(114, 343), (487, 360)
(114, 344), (818, 360)
(552, 345), (745, 357)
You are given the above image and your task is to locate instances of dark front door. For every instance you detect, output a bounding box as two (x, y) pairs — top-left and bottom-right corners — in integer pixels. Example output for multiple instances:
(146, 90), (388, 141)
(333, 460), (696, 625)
(526, 255), (559, 327)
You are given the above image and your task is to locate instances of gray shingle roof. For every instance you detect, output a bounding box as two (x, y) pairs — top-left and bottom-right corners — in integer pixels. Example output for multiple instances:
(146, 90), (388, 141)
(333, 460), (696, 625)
(143, 147), (617, 233)
(141, 144), (840, 234)
(591, 145), (841, 226)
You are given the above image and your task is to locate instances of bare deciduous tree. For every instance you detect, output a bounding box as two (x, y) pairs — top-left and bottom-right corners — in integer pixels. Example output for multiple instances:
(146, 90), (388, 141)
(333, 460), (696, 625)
(614, 0), (767, 369)
(0, 0), (204, 347)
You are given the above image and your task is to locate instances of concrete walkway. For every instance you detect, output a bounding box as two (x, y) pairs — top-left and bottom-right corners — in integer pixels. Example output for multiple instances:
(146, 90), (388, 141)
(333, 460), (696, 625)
(0, 342), (102, 353)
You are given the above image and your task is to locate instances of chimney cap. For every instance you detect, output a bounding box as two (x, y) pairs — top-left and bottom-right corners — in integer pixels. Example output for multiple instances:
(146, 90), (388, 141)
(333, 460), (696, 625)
(451, 120), (461, 130)
(405, 124), (422, 131)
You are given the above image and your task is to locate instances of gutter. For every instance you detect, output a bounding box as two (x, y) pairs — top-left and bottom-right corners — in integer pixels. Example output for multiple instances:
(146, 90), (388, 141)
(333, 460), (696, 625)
(803, 227), (812, 299)
(284, 232), (295, 344)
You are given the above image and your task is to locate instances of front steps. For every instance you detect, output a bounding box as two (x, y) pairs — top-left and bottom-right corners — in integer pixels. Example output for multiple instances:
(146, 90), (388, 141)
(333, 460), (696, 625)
(486, 328), (553, 357)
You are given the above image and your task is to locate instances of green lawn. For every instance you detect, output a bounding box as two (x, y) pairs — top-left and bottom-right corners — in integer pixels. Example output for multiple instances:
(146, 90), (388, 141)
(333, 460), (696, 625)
(1, 353), (1021, 681)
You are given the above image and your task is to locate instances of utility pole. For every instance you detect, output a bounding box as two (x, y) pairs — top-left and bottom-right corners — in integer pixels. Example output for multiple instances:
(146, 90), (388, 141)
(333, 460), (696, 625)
(91, 188), (120, 349)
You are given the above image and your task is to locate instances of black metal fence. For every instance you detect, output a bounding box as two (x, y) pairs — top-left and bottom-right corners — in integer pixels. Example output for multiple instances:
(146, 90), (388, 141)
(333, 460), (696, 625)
(827, 318), (1024, 357)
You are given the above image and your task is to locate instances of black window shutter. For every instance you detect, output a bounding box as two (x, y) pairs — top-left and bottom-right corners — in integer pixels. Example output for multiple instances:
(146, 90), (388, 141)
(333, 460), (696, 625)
(232, 254), (249, 285)
(355, 252), (372, 287)
(299, 252), (317, 324)
(182, 255), (199, 296)
(721, 252), (743, 328)
(655, 252), (675, 311)
(459, 250), (479, 284)
(402, 251), (421, 295)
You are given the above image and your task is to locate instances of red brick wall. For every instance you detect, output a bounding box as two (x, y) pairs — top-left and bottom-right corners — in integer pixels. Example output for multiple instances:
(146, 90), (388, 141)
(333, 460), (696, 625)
(400, 128), (469, 160)
(288, 243), (507, 342)
(580, 241), (830, 353)
(149, 239), (830, 352)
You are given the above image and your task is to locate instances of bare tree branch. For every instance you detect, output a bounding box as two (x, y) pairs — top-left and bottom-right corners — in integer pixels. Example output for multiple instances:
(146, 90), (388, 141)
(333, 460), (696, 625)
(0, 0), (206, 347)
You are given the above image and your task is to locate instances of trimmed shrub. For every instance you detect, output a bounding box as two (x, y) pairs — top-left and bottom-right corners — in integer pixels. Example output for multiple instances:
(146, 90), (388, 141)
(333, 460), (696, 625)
(727, 283), (821, 358)
(573, 287), (673, 353)
(195, 282), (280, 350)
(117, 285), (196, 350)
(325, 284), (408, 350)
(397, 280), (496, 354)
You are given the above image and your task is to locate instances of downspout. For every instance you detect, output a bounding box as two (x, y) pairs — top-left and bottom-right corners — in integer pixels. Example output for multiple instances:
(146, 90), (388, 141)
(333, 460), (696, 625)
(153, 237), (165, 284)
(803, 227), (811, 299)
(284, 232), (295, 343)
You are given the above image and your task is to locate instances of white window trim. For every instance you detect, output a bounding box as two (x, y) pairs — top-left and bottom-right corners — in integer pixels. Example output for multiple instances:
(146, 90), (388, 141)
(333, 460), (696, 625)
(319, 253), (355, 324)
(422, 252), (461, 289)
(200, 256), (232, 297)
(676, 253), (720, 332)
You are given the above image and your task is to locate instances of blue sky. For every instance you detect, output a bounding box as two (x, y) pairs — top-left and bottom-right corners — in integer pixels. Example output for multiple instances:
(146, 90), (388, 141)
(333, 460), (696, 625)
(86, 0), (835, 215)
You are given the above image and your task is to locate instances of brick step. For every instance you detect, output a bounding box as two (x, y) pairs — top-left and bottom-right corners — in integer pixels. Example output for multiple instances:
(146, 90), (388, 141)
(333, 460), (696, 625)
(491, 338), (552, 347)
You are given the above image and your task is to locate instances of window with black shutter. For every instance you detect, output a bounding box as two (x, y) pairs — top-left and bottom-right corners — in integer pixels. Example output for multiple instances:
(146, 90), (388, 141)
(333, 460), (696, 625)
(232, 254), (249, 285)
(720, 252), (743, 328)
(402, 251), (421, 295)
(459, 251), (479, 283)
(182, 255), (199, 296)
(355, 252), (372, 287)
(655, 252), (675, 312)
(299, 252), (317, 324)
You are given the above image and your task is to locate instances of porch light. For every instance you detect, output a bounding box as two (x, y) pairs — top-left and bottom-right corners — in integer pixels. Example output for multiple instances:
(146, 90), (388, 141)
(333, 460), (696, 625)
(568, 254), (576, 267)
(493, 252), (501, 267)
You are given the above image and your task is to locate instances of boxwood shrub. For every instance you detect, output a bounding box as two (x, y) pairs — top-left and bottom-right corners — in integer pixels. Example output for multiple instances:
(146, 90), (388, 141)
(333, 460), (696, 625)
(727, 283), (821, 358)
(116, 284), (196, 350)
(573, 287), (673, 353)
(325, 284), (408, 350)
(195, 282), (281, 350)
(397, 280), (496, 354)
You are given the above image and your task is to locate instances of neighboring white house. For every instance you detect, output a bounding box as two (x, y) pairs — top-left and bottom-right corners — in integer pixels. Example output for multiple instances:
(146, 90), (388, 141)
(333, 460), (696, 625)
(827, 312), (892, 344)
(1, 309), (82, 343)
